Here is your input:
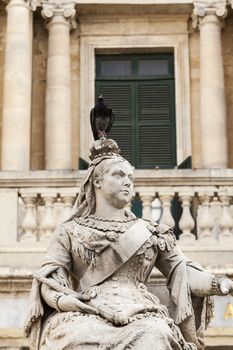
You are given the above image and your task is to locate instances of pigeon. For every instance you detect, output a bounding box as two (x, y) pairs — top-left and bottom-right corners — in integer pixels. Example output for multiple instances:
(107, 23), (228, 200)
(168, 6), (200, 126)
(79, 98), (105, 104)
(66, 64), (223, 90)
(90, 95), (115, 140)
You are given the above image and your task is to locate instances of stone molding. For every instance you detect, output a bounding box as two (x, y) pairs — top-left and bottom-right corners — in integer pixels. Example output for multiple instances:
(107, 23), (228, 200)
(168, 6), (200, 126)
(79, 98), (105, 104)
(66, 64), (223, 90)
(3, 0), (37, 11)
(192, 0), (228, 28)
(41, 0), (77, 29)
(1, 169), (233, 187)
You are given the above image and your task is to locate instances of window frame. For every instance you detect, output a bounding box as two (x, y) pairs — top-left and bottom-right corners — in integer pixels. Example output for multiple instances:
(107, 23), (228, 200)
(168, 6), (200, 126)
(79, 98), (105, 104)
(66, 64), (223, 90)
(79, 34), (192, 166)
(96, 54), (174, 81)
(95, 53), (177, 169)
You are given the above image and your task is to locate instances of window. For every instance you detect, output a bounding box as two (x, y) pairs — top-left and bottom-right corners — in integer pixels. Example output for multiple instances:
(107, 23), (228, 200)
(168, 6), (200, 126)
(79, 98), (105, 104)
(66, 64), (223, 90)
(95, 54), (176, 169)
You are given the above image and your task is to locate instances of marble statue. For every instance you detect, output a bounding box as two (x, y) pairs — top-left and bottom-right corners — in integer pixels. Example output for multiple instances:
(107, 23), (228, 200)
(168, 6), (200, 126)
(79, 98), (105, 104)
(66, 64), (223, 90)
(25, 137), (233, 350)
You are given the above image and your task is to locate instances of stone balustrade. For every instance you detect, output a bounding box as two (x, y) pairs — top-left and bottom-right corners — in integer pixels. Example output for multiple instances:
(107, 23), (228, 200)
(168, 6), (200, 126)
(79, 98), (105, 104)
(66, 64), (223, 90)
(0, 168), (233, 274)
(19, 188), (77, 243)
(135, 185), (233, 245)
(14, 184), (233, 245)
(0, 169), (232, 248)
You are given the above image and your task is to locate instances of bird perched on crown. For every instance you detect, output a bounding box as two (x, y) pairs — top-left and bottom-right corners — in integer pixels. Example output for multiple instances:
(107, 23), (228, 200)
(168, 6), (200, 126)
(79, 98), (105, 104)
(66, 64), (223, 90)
(90, 94), (115, 140)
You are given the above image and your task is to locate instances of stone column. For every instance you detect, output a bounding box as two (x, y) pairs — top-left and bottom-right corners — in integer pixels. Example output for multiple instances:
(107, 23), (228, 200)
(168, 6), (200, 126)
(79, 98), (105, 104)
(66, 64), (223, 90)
(42, 2), (76, 170)
(192, 1), (228, 168)
(1, 0), (35, 170)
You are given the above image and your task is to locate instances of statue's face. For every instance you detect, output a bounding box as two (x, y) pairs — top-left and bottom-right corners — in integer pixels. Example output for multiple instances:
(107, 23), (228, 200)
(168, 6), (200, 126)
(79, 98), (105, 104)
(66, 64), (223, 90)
(96, 160), (134, 209)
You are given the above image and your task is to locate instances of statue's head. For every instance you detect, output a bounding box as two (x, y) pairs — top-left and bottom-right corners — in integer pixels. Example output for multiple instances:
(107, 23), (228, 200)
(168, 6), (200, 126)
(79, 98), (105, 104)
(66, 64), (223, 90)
(72, 138), (135, 218)
(93, 157), (134, 210)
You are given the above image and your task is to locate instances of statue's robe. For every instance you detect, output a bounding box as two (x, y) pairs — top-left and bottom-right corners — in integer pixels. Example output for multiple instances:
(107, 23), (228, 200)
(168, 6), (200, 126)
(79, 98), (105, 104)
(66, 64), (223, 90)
(25, 219), (214, 350)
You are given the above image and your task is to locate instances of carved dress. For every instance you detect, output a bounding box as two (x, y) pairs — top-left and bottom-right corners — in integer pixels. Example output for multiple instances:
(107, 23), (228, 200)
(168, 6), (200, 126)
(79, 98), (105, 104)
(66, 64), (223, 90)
(25, 216), (214, 350)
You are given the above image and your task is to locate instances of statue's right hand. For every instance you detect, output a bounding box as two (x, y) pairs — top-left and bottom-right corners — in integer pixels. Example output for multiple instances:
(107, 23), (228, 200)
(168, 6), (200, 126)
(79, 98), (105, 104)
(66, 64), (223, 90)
(57, 295), (99, 315)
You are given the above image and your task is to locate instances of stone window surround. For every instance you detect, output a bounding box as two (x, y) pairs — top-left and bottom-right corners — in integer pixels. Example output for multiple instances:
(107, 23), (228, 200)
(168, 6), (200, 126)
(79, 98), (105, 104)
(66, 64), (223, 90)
(80, 34), (191, 166)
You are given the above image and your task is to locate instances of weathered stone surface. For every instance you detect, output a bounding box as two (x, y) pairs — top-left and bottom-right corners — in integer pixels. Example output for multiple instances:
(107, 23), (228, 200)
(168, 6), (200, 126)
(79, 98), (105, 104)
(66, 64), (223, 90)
(70, 31), (80, 169)
(189, 29), (201, 169)
(31, 13), (47, 170)
(0, 3), (6, 168)
(222, 14), (233, 168)
(0, 190), (18, 246)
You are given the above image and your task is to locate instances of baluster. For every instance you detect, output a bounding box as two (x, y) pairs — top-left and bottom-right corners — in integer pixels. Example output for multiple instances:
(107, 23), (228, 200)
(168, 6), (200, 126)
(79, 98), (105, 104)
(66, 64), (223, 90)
(198, 193), (214, 241)
(21, 193), (37, 242)
(209, 196), (222, 240)
(219, 195), (233, 240)
(159, 190), (175, 228)
(53, 197), (64, 224)
(59, 189), (77, 222)
(61, 195), (75, 222)
(40, 194), (57, 240)
(140, 193), (154, 221)
(151, 198), (162, 223)
(178, 193), (195, 242)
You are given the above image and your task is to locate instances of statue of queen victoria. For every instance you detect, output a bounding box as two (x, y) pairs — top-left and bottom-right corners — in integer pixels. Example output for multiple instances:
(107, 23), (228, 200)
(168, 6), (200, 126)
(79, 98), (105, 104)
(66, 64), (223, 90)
(25, 100), (233, 350)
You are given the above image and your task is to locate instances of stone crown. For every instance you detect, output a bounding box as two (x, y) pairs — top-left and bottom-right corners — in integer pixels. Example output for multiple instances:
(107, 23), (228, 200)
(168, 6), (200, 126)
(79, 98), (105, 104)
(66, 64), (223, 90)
(89, 137), (121, 161)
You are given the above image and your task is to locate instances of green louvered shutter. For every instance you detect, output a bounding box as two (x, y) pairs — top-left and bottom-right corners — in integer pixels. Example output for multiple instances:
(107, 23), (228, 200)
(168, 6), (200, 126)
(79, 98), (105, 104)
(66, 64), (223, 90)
(136, 81), (176, 169)
(95, 82), (135, 164)
(95, 54), (176, 169)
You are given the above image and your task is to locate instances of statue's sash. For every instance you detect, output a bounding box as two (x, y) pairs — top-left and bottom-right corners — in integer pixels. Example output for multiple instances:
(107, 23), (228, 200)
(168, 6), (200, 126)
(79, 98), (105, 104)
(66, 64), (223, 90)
(79, 219), (152, 291)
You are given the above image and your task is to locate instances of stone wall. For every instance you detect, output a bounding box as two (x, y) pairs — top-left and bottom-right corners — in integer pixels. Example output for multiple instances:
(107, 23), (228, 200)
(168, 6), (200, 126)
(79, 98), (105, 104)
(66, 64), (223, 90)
(222, 13), (233, 168)
(189, 27), (201, 169)
(30, 12), (47, 170)
(70, 28), (80, 169)
(0, 4), (6, 167)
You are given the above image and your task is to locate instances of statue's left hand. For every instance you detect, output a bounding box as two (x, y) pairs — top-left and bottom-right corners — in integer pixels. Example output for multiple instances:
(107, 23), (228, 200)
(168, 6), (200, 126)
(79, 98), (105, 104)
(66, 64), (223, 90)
(220, 278), (233, 295)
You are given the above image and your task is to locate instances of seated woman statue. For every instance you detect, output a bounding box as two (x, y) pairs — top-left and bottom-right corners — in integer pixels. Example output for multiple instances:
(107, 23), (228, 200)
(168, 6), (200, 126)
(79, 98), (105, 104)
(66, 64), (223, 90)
(25, 137), (233, 350)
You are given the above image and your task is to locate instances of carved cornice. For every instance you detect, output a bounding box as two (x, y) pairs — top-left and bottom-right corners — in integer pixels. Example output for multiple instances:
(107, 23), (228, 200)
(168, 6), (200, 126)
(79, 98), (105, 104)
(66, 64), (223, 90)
(41, 0), (77, 29)
(192, 0), (228, 28)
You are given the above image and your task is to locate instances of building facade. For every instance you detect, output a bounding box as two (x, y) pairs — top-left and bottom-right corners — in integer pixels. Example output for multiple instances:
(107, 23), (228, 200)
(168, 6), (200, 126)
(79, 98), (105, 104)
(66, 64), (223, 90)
(0, 0), (233, 348)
